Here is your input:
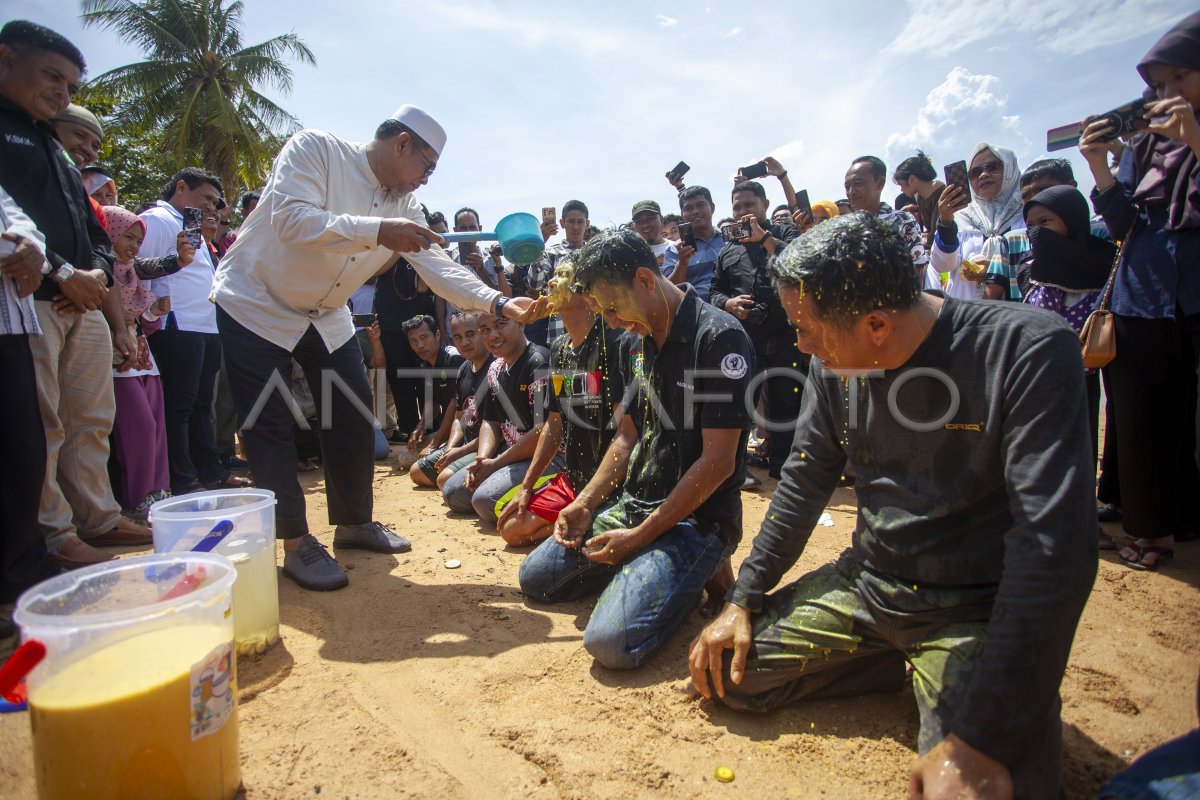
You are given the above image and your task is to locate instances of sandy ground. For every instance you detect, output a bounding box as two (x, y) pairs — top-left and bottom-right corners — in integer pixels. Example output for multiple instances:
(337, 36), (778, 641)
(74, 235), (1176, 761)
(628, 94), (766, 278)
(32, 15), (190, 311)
(1, 453), (1198, 799)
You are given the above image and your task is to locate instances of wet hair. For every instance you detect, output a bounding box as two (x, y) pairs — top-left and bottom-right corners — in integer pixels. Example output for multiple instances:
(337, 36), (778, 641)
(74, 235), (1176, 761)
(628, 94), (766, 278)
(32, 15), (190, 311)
(1019, 158), (1075, 188)
(401, 314), (439, 335)
(374, 118), (432, 150)
(162, 167), (223, 201)
(663, 213), (683, 225)
(732, 181), (767, 202)
(678, 186), (714, 207)
(851, 155), (887, 179)
(893, 151), (937, 183)
(562, 199), (589, 218)
(770, 213), (920, 327)
(454, 207), (480, 228)
(573, 229), (658, 291)
(0, 20), (86, 73)
(240, 191), (260, 212)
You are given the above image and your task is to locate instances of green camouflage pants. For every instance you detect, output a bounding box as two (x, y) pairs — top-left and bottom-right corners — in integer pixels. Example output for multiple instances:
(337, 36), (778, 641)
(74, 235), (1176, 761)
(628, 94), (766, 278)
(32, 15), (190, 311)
(719, 549), (1061, 798)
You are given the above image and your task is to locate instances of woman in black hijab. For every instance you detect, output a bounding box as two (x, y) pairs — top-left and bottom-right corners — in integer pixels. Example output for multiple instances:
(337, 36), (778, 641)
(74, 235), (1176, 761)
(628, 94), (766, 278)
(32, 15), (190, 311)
(1080, 11), (1200, 570)
(1023, 185), (1118, 548)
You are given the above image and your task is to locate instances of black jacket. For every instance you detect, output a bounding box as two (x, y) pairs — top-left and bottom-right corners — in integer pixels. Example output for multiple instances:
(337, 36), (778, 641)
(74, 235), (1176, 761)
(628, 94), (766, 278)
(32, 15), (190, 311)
(0, 95), (113, 300)
(709, 220), (800, 342)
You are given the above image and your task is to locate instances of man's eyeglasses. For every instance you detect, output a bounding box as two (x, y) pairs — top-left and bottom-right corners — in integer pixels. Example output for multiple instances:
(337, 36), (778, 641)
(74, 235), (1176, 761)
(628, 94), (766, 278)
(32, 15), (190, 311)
(968, 160), (1004, 180)
(418, 147), (437, 179)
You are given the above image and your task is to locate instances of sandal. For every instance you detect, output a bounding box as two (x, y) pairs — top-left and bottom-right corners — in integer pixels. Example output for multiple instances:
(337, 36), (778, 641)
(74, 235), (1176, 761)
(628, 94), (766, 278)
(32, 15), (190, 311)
(203, 472), (254, 490)
(1098, 528), (1116, 551)
(1118, 544), (1173, 571)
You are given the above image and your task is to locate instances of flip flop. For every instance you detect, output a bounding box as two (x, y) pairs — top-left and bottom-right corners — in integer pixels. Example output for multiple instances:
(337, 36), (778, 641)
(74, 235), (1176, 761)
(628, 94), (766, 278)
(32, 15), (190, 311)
(1118, 544), (1174, 571)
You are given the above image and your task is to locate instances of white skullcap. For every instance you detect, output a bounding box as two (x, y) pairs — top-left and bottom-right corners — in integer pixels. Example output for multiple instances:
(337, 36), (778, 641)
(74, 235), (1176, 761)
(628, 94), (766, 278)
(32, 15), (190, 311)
(389, 104), (446, 155)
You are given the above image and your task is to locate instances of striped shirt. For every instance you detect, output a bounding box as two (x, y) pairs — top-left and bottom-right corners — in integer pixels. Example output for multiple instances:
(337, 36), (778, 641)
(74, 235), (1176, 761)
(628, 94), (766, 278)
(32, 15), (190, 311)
(0, 186), (45, 336)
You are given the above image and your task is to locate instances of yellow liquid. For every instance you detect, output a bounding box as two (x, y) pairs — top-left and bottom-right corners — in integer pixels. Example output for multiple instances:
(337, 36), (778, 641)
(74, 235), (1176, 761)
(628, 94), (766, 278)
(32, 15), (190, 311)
(29, 626), (240, 800)
(225, 542), (280, 657)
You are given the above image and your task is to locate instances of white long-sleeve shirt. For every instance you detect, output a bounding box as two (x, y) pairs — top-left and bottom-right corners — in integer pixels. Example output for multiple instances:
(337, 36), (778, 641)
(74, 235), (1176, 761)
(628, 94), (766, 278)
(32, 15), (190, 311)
(140, 200), (218, 333)
(210, 129), (500, 353)
(0, 186), (47, 336)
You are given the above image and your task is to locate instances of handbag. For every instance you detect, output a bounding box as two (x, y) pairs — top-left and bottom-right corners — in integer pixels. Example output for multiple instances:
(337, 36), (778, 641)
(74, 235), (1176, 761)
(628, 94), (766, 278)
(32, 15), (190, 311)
(1079, 223), (1134, 369)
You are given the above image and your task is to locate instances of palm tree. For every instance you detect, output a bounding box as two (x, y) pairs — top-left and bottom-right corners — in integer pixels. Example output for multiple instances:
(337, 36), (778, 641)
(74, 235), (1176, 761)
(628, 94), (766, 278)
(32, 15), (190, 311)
(80, 0), (315, 198)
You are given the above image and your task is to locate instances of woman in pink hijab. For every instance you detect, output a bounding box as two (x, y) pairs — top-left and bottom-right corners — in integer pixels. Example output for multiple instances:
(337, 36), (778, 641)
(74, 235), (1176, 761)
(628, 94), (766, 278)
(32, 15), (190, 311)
(105, 205), (174, 519)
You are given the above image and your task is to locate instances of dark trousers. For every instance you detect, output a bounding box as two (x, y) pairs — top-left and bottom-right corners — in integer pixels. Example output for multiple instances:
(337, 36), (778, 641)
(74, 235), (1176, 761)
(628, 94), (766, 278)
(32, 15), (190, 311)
(378, 328), (423, 433)
(212, 356), (239, 458)
(148, 327), (223, 492)
(1085, 370), (1101, 472)
(0, 335), (52, 602)
(753, 336), (808, 470)
(1108, 314), (1200, 536)
(217, 307), (374, 540)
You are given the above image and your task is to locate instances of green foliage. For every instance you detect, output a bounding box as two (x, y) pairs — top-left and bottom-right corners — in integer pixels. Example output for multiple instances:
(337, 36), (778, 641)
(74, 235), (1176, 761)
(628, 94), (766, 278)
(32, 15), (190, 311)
(78, 0), (315, 202)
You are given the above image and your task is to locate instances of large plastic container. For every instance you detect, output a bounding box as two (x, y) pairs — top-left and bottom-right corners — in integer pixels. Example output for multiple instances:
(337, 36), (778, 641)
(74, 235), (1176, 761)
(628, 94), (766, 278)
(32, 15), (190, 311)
(14, 553), (241, 800)
(151, 489), (280, 657)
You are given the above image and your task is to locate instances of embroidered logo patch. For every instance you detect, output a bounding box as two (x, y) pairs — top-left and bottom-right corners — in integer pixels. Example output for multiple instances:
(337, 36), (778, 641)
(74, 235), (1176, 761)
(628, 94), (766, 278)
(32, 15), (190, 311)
(720, 353), (748, 380)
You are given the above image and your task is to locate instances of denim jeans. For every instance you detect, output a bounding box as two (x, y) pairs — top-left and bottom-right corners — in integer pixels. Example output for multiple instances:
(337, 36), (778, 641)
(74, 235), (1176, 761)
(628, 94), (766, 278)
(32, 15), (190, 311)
(518, 510), (725, 670)
(442, 453), (565, 524)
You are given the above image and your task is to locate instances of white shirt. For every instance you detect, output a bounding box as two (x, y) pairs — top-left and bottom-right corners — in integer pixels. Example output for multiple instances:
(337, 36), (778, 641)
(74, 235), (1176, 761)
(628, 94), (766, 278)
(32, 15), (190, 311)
(0, 186), (46, 336)
(211, 129), (500, 353)
(140, 200), (218, 333)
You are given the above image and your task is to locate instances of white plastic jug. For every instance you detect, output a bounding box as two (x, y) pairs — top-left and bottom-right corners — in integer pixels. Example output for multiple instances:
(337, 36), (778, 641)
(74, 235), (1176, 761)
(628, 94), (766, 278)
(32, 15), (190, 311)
(151, 489), (280, 656)
(14, 552), (240, 800)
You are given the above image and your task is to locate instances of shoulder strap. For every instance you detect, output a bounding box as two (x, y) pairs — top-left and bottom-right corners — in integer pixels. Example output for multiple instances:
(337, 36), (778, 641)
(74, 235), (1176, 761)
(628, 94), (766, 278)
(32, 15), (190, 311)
(1095, 219), (1138, 313)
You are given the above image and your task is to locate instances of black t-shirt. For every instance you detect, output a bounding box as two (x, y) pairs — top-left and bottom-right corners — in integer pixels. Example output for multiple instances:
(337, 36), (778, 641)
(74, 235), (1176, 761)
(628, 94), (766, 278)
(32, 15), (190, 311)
(421, 347), (465, 427)
(620, 287), (753, 546)
(375, 258), (435, 332)
(480, 342), (551, 447)
(455, 354), (494, 443)
(548, 321), (629, 490)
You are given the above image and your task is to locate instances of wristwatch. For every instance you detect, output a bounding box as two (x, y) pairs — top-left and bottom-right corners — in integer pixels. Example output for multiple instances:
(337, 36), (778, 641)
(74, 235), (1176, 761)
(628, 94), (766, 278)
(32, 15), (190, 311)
(494, 295), (510, 317)
(50, 263), (76, 284)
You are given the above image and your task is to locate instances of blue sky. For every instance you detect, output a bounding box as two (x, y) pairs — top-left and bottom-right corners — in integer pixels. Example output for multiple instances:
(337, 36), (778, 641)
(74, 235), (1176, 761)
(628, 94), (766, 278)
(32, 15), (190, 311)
(12, 0), (1197, 234)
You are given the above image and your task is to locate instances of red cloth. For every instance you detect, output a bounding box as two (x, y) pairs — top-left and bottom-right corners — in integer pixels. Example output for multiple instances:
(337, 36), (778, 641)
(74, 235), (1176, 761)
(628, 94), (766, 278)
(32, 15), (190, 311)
(527, 473), (575, 522)
(88, 195), (107, 230)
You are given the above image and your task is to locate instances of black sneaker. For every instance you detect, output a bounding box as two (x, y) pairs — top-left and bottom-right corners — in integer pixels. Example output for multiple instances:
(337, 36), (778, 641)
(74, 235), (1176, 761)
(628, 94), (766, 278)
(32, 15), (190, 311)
(1096, 504), (1122, 522)
(282, 536), (348, 591)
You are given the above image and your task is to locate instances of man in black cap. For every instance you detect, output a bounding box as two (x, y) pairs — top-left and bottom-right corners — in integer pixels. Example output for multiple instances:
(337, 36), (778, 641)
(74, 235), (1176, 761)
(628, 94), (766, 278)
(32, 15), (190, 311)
(630, 200), (672, 269)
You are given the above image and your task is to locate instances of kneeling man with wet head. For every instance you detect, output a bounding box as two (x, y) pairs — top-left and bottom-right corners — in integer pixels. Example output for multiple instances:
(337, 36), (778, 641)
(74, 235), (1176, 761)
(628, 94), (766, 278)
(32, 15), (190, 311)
(690, 214), (1097, 799)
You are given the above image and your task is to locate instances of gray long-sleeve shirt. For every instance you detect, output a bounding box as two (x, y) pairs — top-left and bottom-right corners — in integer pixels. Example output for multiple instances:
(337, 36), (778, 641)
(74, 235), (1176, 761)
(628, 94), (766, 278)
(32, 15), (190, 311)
(730, 297), (1097, 764)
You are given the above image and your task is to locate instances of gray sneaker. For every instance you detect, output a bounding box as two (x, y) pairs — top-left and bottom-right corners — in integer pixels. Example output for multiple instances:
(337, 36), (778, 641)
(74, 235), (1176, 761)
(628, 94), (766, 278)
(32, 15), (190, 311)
(282, 535), (349, 591)
(333, 521), (412, 554)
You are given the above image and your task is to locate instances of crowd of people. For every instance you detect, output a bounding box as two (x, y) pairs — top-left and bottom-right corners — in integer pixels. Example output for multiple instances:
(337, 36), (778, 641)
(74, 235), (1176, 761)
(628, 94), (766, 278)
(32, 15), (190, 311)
(1, 11), (1199, 799)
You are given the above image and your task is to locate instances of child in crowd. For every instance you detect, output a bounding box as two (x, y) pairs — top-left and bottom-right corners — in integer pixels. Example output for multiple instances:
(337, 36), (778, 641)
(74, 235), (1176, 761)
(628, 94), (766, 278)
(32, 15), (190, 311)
(1021, 187), (1118, 550)
(104, 206), (190, 520)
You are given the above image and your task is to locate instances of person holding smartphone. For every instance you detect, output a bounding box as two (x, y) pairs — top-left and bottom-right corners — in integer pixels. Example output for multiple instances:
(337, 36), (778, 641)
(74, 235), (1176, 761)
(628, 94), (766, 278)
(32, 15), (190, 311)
(663, 186), (724, 300)
(1079, 10), (1200, 572)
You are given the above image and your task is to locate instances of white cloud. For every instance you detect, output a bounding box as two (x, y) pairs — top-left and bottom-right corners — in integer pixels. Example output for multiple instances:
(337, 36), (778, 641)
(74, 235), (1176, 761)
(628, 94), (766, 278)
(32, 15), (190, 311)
(655, 14), (678, 27)
(885, 67), (1030, 166)
(886, 0), (1190, 58)
(769, 140), (806, 168)
(722, 26), (743, 38)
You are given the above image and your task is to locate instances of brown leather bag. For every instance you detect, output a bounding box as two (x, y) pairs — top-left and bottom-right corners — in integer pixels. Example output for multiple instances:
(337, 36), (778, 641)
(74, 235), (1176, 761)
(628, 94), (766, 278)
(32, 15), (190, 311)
(1079, 225), (1133, 369)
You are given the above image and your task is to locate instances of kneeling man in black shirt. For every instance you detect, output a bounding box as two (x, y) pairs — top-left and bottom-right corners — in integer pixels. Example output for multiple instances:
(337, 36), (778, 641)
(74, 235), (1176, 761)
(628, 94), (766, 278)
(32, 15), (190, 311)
(519, 230), (753, 671)
(690, 215), (1097, 799)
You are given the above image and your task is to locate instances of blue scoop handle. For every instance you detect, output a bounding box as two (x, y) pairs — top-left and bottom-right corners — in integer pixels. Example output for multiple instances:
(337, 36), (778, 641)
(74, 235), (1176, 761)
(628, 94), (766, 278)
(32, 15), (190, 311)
(440, 231), (498, 243)
(143, 520), (234, 581)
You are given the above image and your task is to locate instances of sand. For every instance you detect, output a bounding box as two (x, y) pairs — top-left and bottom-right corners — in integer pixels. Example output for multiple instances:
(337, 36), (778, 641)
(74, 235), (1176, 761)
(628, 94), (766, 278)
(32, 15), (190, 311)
(1, 459), (1197, 799)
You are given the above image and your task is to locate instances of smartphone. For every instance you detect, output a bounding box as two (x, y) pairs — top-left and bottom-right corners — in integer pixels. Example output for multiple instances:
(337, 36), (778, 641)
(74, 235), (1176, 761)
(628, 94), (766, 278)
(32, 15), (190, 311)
(459, 240), (478, 259)
(669, 161), (690, 181)
(943, 161), (971, 203)
(677, 222), (696, 249)
(1047, 99), (1149, 152)
(794, 189), (812, 221)
(720, 221), (752, 241)
(740, 161), (769, 180)
(541, 207), (557, 225)
(351, 313), (376, 328)
(182, 207), (203, 250)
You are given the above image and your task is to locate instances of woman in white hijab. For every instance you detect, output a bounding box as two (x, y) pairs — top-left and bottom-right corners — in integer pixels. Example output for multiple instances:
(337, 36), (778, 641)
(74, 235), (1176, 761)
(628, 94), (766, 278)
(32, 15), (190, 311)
(928, 143), (1024, 300)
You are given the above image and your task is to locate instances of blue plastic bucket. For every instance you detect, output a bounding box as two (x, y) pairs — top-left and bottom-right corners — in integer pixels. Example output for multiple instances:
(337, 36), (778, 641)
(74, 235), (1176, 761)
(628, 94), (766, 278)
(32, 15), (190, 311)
(494, 212), (544, 266)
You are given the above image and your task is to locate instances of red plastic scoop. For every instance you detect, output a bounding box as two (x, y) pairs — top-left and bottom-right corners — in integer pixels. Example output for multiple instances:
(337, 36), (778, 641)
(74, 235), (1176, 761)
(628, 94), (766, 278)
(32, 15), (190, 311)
(0, 640), (46, 703)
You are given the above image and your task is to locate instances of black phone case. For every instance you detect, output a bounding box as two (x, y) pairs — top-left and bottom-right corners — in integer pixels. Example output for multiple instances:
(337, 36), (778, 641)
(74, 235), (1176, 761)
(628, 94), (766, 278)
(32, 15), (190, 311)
(671, 161), (690, 178)
(741, 161), (769, 180)
(795, 189), (812, 218)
